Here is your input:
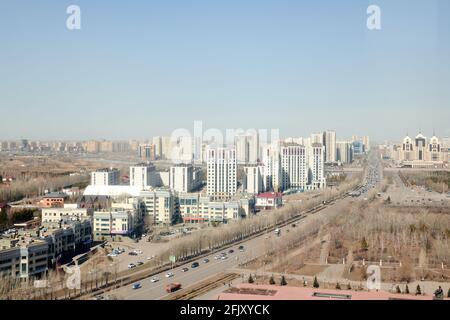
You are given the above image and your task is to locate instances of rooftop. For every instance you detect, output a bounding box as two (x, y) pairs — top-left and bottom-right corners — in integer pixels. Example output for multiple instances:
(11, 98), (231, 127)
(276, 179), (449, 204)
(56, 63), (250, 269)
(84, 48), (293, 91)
(217, 284), (444, 301)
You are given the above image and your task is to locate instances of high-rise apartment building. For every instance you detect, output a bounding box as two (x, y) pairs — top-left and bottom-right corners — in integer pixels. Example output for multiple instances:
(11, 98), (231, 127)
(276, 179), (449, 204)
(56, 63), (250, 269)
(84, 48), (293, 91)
(309, 143), (326, 189)
(169, 164), (195, 192)
(91, 168), (120, 186)
(244, 164), (265, 195)
(323, 130), (337, 163)
(280, 144), (307, 191)
(336, 141), (354, 164)
(262, 142), (281, 192)
(129, 163), (156, 190)
(207, 147), (237, 199)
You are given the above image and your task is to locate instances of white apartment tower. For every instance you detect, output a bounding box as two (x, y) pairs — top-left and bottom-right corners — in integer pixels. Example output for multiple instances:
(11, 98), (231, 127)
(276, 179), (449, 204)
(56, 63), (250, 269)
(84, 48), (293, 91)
(323, 130), (337, 163)
(170, 164), (194, 193)
(207, 148), (237, 199)
(280, 144), (308, 191)
(130, 164), (155, 190)
(91, 168), (120, 186)
(244, 165), (265, 195)
(309, 143), (326, 189)
(262, 143), (281, 192)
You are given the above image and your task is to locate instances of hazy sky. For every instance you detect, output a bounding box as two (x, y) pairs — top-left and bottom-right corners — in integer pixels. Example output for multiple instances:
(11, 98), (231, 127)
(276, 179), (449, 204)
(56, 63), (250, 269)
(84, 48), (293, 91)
(1, 0), (449, 141)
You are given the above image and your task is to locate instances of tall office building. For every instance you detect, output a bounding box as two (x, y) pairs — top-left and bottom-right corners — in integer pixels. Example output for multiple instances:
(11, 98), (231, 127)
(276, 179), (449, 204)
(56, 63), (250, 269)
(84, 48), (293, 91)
(323, 130), (337, 163)
(280, 144), (307, 191)
(309, 143), (326, 189)
(129, 164), (156, 190)
(207, 147), (237, 199)
(91, 168), (120, 186)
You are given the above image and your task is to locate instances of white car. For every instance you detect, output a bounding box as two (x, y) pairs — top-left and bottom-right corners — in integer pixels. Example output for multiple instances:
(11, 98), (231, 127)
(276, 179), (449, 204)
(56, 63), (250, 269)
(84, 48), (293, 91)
(165, 272), (174, 278)
(214, 255), (220, 260)
(107, 253), (117, 257)
(150, 278), (159, 283)
(221, 256), (228, 260)
(128, 263), (136, 269)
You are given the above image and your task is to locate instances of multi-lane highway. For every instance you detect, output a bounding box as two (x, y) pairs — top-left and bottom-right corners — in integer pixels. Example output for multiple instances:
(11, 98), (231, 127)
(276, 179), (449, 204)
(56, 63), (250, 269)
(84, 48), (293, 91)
(99, 196), (357, 300)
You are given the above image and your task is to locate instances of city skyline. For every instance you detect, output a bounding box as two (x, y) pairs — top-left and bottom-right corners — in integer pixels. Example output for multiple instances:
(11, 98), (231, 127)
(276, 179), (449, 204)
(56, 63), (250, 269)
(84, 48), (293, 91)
(1, 0), (450, 140)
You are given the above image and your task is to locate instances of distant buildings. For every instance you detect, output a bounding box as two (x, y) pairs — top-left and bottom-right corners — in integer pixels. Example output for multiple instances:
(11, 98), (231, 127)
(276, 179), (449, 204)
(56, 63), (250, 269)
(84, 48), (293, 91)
(336, 141), (354, 164)
(389, 132), (449, 168)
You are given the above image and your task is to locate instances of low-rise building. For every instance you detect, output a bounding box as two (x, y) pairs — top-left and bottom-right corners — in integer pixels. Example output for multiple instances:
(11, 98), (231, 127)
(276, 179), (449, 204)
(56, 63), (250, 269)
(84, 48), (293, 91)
(39, 192), (69, 208)
(255, 192), (283, 210)
(92, 199), (145, 241)
(41, 204), (92, 224)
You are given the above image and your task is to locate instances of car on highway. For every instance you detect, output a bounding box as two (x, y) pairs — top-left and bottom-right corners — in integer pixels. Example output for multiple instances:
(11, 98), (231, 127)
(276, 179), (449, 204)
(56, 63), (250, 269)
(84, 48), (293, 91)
(220, 252), (227, 256)
(128, 263), (136, 269)
(214, 255), (220, 260)
(165, 272), (174, 278)
(238, 245), (245, 252)
(166, 283), (182, 293)
(203, 258), (210, 263)
(94, 295), (104, 300)
(181, 267), (189, 272)
(128, 252), (138, 256)
(228, 249), (234, 254)
(136, 261), (144, 266)
(132, 283), (142, 290)
(150, 277), (159, 283)
(221, 256), (228, 260)
(191, 262), (200, 268)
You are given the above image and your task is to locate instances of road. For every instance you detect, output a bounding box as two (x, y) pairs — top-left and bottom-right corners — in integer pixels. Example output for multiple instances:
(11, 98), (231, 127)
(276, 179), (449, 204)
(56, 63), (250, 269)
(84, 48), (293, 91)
(103, 196), (357, 300)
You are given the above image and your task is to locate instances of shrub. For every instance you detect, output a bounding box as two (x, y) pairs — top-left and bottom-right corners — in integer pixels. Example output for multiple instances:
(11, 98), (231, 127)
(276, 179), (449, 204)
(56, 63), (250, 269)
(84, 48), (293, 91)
(269, 275), (275, 285)
(280, 275), (287, 286)
(248, 274), (254, 284)
(405, 285), (410, 294)
(336, 283), (341, 290)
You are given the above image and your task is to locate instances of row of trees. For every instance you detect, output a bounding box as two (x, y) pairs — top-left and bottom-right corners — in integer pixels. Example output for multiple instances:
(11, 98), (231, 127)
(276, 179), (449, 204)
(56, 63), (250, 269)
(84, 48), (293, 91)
(0, 174), (89, 203)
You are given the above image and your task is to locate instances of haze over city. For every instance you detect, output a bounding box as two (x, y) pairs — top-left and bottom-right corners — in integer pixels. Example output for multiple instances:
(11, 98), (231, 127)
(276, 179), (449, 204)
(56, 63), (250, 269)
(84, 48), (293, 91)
(1, 0), (450, 141)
